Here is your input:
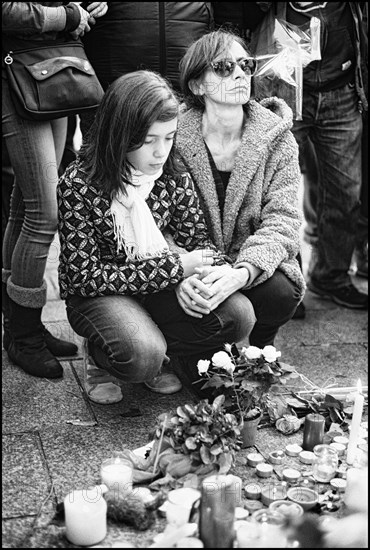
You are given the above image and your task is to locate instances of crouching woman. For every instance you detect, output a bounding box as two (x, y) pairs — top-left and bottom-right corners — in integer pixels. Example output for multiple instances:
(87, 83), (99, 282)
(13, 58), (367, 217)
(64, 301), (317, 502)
(57, 70), (255, 404)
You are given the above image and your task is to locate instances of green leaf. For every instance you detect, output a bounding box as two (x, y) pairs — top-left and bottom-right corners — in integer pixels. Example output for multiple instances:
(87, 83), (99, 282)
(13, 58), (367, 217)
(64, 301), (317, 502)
(212, 394), (225, 409)
(185, 436), (198, 450)
(184, 404), (196, 417)
(200, 445), (212, 464)
(278, 362), (297, 373)
(210, 444), (223, 455)
(177, 406), (190, 420)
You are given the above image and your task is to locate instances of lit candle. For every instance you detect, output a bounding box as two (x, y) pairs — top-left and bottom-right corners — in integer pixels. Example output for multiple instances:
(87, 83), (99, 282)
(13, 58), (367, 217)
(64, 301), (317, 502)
(346, 380), (364, 465)
(64, 487), (107, 546)
(100, 456), (133, 496)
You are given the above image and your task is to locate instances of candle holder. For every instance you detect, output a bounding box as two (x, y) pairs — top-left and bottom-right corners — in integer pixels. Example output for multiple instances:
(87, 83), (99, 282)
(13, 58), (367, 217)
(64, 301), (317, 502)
(312, 444), (338, 483)
(302, 413), (325, 451)
(100, 455), (133, 496)
(250, 509), (288, 548)
(261, 482), (287, 506)
(166, 488), (201, 527)
(64, 487), (107, 546)
(199, 474), (238, 548)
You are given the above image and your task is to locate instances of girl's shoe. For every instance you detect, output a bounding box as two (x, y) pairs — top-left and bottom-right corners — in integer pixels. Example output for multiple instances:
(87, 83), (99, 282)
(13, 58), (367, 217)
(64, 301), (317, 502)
(144, 371), (182, 394)
(83, 339), (123, 404)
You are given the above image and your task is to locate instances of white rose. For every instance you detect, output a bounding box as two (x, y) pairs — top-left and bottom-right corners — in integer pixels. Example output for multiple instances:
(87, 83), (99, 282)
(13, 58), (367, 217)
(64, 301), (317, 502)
(197, 359), (210, 375)
(224, 343), (233, 353)
(262, 346), (282, 363)
(224, 362), (235, 374)
(242, 346), (262, 360)
(212, 351), (234, 371)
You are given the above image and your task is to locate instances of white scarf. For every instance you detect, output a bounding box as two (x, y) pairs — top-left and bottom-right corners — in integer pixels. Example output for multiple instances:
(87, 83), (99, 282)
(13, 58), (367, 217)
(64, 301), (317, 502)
(110, 168), (169, 260)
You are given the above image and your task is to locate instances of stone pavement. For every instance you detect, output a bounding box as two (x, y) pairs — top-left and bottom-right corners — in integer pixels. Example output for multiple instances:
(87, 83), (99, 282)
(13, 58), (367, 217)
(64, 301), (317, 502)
(2, 192), (368, 548)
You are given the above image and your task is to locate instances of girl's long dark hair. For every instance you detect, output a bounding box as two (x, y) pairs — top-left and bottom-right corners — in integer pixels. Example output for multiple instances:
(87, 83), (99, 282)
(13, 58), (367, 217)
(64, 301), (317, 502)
(79, 70), (183, 197)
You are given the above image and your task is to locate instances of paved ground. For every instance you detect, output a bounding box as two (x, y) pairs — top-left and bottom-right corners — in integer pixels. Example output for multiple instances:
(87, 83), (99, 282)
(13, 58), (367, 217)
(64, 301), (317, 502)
(2, 181), (368, 548)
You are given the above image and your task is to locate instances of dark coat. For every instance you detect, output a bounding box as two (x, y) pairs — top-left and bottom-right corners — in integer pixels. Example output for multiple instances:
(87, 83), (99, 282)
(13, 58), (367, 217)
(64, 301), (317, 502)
(82, 2), (214, 90)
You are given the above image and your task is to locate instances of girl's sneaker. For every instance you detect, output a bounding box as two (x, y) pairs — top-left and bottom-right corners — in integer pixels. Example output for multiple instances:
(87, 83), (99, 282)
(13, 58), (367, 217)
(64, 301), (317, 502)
(83, 339), (123, 404)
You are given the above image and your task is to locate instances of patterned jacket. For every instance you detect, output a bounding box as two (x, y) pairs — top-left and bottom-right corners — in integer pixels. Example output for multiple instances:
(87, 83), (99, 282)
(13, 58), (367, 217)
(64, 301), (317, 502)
(57, 161), (218, 299)
(176, 97), (306, 298)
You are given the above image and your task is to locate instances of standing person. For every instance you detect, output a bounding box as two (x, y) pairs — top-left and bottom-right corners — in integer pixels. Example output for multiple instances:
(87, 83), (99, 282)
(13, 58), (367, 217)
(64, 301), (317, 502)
(353, 109), (368, 278)
(176, 30), (306, 349)
(57, 70), (256, 404)
(2, 2), (95, 378)
(252, 2), (368, 309)
(79, 1), (214, 135)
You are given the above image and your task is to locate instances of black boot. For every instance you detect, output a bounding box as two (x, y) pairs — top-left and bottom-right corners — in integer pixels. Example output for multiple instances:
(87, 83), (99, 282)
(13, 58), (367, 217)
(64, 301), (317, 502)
(42, 326), (78, 356)
(7, 298), (63, 378)
(3, 281), (77, 356)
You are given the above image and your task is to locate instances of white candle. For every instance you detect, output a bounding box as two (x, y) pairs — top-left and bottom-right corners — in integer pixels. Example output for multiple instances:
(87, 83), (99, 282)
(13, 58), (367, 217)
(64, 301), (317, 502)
(344, 468), (368, 513)
(100, 457), (133, 496)
(64, 487), (107, 546)
(166, 488), (201, 527)
(346, 380), (364, 465)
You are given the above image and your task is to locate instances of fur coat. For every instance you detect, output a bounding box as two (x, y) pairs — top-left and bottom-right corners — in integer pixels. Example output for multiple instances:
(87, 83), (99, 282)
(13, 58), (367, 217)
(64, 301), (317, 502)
(176, 97), (306, 297)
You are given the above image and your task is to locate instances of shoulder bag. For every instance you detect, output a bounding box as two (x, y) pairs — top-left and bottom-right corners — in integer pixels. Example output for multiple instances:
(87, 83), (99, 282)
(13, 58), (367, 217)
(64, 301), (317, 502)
(3, 38), (104, 121)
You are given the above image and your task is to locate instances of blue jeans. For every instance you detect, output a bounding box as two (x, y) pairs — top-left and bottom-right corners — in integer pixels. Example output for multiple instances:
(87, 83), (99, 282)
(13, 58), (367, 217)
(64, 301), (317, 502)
(292, 83), (362, 290)
(2, 73), (67, 301)
(66, 290), (256, 383)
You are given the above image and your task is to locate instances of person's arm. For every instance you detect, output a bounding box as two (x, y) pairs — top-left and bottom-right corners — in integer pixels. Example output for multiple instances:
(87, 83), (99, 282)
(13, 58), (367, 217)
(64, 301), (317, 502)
(57, 168), (187, 298)
(2, 2), (91, 37)
(165, 173), (223, 256)
(234, 131), (302, 287)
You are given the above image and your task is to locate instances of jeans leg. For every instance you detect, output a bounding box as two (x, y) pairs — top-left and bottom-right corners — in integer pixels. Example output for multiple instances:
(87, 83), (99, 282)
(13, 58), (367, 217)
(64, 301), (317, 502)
(2, 76), (67, 289)
(293, 85), (362, 289)
(66, 294), (167, 383)
(301, 137), (319, 246)
(356, 112), (368, 245)
(243, 270), (301, 347)
(143, 289), (256, 356)
(2, 138), (14, 261)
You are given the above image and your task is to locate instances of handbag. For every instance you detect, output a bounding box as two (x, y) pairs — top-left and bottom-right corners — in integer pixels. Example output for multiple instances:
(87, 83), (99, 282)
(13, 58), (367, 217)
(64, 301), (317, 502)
(3, 38), (104, 121)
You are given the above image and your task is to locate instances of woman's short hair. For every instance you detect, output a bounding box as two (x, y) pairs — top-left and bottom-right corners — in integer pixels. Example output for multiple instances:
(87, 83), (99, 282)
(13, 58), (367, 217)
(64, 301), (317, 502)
(80, 70), (181, 197)
(180, 29), (249, 110)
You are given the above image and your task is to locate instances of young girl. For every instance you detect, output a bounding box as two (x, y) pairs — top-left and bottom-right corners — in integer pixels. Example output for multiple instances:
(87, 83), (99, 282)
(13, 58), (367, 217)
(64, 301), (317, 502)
(57, 70), (255, 404)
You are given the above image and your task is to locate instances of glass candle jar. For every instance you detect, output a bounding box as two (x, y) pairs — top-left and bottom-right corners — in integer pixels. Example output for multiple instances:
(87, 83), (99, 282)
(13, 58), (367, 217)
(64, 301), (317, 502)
(249, 509), (287, 548)
(312, 444), (339, 483)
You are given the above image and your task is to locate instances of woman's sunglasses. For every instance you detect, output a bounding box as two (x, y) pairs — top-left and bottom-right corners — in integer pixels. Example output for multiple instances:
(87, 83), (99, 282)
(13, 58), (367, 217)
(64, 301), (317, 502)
(210, 58), (257, 78)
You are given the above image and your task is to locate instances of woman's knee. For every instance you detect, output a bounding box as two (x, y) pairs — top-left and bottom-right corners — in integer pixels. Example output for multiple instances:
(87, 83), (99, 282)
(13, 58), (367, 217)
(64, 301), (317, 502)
(217, 292), (256, 343)
(249, 271), (301, 324)
(94, 335), (167, 384)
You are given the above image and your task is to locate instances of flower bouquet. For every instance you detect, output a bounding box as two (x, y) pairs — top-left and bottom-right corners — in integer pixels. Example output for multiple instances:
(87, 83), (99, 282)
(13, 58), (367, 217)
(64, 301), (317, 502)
(150, 396), (242, 483)
(196, 344), (298, 425)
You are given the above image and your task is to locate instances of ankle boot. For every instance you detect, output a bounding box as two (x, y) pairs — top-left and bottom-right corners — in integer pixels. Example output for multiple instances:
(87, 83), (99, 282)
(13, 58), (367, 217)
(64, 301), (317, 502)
(42, 326), (78, 357)
(3, 281), (77, 356)
(2, 281), (11, 351)
(8, 298), (63, 379)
